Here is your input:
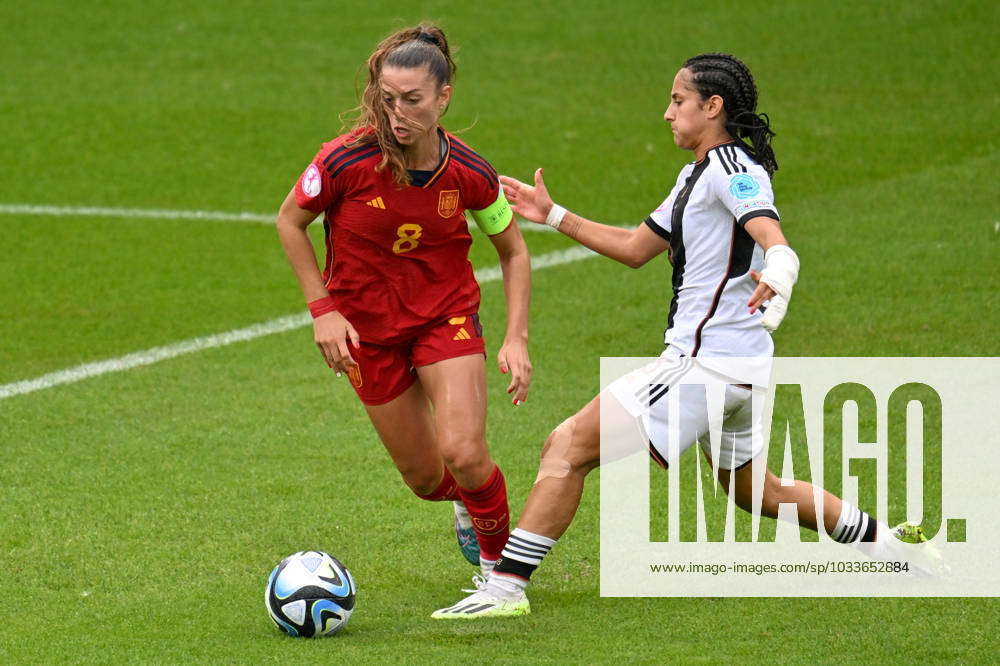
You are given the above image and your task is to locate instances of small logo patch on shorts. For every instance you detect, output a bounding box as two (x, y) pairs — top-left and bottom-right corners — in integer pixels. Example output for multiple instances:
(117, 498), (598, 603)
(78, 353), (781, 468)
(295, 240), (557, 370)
(348, 365), (363, 388)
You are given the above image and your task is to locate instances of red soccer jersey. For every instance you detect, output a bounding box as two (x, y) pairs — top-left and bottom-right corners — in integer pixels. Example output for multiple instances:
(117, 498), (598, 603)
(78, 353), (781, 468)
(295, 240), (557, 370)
(293, 129), (506, 344)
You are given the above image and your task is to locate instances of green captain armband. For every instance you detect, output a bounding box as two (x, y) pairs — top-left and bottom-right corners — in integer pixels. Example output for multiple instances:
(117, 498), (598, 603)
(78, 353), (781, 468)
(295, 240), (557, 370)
(469, 188), (513, 236)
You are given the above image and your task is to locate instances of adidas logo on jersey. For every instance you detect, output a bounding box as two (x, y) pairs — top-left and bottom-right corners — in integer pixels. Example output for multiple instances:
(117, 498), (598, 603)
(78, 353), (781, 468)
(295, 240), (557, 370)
(453, 328), (471, 341)
(365, 197), (385, 209)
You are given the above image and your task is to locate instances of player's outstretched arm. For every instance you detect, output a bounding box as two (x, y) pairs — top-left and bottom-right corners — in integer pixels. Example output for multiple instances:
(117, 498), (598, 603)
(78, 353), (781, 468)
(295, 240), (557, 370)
(276, 189), (359, 373)
(500, 169), (668, 268)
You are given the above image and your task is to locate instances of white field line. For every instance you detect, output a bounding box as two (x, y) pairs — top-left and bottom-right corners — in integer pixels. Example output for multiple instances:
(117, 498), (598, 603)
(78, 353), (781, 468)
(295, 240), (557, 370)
(0, 245), (596, 401)
(0, 202), (558, 232)
(0, 203), (275, 224)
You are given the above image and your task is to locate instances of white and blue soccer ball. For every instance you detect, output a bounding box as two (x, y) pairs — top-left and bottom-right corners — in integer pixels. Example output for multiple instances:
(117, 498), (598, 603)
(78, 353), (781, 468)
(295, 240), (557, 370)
(265, 551), (356, 637)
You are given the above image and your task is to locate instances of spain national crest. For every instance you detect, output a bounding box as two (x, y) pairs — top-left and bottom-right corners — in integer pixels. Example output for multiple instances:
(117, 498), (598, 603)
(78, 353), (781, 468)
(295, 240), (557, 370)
(438, 189), (459, 218)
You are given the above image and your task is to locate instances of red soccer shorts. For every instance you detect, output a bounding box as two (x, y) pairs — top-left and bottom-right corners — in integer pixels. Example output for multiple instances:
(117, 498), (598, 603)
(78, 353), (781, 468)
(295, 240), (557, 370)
(347, 314), (485, 406)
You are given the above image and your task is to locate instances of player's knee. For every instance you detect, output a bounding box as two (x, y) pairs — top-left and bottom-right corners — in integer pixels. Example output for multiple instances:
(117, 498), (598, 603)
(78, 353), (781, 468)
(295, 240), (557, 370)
(570, 447), (600, 476)
(439, 441), (491, 485)
(536, 417), (597, 484)
(399, 466), (443, 497)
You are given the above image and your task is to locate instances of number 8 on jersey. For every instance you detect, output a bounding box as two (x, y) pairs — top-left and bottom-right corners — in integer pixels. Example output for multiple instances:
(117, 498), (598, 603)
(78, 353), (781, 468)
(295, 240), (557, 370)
(393, 223), (423, 254)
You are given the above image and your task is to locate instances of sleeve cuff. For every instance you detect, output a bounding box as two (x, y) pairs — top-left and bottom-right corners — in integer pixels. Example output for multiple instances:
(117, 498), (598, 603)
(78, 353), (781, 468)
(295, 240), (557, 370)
(644, 216), (671, 242)
(736, 209), (780, 227)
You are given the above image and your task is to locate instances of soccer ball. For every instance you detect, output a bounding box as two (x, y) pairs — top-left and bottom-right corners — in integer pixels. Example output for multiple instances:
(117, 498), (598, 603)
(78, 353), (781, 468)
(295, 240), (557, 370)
(265, 551), (356, 637)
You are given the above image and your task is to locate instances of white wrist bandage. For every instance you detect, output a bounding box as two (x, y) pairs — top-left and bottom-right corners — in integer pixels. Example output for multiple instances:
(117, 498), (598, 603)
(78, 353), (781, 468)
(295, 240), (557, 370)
(759, 245), (800, 332)
(760, 295), (789, 333)
(545, 203), (567, 229)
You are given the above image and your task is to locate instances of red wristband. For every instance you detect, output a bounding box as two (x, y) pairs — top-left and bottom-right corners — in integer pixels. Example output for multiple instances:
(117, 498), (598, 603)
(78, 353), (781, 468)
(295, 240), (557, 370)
(307, 296), (337, 319)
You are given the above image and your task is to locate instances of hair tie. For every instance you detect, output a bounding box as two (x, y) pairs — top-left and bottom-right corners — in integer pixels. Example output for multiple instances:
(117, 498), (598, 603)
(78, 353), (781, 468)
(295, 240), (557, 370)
(416, 31), (438, 46)
(729, 110), (773, 135)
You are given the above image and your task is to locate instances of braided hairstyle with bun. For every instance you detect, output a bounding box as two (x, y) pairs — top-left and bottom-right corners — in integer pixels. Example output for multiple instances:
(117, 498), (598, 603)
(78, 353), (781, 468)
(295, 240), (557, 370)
(346, 24), (456, 186)
(683, 53), (778, 176)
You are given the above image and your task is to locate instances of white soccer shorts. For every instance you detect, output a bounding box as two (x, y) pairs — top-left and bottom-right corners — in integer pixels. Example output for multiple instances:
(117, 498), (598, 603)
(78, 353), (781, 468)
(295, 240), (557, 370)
(605, 355), (766, 471)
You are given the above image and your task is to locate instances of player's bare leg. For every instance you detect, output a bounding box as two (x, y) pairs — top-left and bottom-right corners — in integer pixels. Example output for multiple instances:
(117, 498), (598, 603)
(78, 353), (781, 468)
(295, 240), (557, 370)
(433, 395), (620, 619)
(716, 461), (841, 533)
(364, 379), (478, 566)
(417, 354), (510, 569)
(717, 458), (927, 564)
(364, 380), (446, 496)
(515, 395), (601, 538)
(415, 354), (493, 488)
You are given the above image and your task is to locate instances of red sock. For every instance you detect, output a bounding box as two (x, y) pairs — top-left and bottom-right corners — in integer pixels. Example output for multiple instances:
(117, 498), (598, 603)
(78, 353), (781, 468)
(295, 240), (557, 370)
(415, 467), (461, 502)
(458, 466), (510, 561)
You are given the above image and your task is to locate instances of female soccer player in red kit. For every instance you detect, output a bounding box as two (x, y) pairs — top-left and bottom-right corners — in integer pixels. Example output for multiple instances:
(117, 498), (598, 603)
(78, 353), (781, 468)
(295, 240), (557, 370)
(276, 24), (531, 575)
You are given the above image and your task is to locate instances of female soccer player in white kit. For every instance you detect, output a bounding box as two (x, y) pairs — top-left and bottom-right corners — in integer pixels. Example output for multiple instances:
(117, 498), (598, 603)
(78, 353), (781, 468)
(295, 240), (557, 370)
(432, 53), (928, 619)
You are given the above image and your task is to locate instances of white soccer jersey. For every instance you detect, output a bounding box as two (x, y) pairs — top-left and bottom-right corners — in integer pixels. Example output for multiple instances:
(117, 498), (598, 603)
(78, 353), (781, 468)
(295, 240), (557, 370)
(645, 142), (780, 357)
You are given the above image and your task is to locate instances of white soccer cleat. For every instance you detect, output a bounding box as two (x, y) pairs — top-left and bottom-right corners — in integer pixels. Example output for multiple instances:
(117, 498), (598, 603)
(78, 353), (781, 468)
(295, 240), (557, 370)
(430, 589), (530, 619)
(430, 576), (530, 620)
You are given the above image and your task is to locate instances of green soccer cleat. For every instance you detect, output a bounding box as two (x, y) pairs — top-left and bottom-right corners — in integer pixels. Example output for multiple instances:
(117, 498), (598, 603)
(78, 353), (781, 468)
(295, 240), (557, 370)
(431, 585), (531, 620)
(891, 522), (948, 577)
(892, 523), (927, 544)
(453, 501), (481, 566)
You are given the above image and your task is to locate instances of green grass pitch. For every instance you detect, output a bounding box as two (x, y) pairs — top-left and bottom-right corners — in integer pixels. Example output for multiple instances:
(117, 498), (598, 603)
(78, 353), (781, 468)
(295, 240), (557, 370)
(1, 0), (998, 662)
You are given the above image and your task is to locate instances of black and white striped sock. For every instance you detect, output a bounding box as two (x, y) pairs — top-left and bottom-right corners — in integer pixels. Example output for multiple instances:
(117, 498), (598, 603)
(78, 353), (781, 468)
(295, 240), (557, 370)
(830, 501), (878, 544)
(488, 528), (556, 595)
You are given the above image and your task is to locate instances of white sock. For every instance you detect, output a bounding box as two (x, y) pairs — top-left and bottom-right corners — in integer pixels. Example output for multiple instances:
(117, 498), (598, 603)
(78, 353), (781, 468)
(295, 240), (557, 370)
(830, 501), (879, 543)
(453, 501), (473, 529)
(858, 522), (913, 562)
(487, 572), (528, 600)
(501, 528), (557, 568)
(831, 501), (896, 560)
(483, 528), (558, 599)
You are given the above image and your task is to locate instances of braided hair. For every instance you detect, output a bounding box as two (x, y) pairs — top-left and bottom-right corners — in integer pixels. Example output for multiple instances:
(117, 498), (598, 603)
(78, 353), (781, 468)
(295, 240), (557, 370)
(683, 53), (778, 176)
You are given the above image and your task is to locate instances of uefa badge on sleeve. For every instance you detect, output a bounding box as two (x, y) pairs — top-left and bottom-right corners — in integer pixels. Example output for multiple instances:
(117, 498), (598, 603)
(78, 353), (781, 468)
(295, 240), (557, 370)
(728, 173), (760, 199)
(302, 164), (322, 198)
